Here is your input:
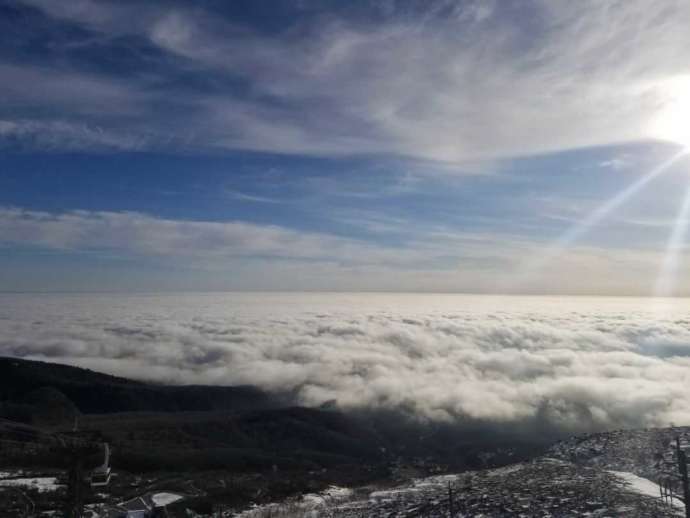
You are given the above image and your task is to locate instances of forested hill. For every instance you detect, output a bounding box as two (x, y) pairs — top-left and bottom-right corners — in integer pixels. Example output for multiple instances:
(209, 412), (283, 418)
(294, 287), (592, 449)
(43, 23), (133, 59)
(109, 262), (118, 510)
(0, 356), (276, 414)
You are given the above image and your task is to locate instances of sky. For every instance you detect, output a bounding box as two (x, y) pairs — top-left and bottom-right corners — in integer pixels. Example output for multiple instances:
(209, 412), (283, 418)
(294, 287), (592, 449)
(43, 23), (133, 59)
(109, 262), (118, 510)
(2, 0), (690, 294)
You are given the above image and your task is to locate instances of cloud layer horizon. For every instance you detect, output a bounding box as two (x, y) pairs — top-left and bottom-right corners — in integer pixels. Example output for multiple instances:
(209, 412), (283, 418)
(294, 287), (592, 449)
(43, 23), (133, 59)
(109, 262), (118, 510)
(4, 292), (690, 434)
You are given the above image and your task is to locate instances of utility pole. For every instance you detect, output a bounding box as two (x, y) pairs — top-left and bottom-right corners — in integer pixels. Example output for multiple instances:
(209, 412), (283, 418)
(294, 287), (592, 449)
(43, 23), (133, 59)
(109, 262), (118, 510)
(676, 437), (690, 518)
(63, 448), (86, 518)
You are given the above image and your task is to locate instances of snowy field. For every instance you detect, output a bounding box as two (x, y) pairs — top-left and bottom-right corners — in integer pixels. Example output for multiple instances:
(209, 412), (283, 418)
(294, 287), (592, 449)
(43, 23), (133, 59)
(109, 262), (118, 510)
(609, 470), (685, 515)
(0, 470), (62, 493)
(234, 460), (682, 517)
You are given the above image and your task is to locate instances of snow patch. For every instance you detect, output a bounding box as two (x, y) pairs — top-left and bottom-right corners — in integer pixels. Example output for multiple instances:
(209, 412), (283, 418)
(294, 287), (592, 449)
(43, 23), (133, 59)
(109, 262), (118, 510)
(236, 485), (354, 517)
(0, 477), (62, 492)
(608, 470), (684, 513)
(303, 486), (353, 506)
(151, 492), (183, 507)
(0, 470), (24, 478)
(486, 463), (524, 476)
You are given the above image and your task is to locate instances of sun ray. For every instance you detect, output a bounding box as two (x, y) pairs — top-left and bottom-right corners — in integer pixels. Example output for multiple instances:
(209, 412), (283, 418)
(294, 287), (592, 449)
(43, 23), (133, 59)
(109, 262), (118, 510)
(653, 181), (690, 301)
(508, 150), (688, 292)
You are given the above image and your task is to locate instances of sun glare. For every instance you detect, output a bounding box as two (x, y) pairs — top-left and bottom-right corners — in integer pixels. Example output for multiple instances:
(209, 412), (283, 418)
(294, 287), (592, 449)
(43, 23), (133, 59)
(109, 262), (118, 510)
(652, 76), (690, 151)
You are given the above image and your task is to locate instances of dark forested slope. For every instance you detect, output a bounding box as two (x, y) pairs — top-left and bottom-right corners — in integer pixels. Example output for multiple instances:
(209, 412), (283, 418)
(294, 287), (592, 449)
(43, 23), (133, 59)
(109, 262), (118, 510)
(0, 356), (275, 414)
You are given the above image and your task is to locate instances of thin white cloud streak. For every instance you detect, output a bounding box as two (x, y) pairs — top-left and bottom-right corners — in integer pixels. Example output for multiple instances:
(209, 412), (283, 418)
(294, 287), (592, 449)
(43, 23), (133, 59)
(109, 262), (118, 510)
(0, 62), (153, 150)
(7, 0), (690, 161)
(0, 206), (684, 294)
(0, 120), (147, 151)
(0, 207), (416, 265)
(0, 207), (526, 277)
(4, 293), (690, 431)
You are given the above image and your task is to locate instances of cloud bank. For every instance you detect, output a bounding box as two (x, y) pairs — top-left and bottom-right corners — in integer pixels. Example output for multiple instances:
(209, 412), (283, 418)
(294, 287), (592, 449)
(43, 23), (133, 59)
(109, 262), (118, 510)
(0, 206), (673, 295)
(4, 293), (690, 433)
(4, 0), (690, 161)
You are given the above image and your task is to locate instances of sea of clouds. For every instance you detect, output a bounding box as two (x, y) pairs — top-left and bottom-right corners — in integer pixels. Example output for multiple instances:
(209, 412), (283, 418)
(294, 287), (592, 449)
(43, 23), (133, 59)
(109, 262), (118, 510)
(2, 293), (690, 433)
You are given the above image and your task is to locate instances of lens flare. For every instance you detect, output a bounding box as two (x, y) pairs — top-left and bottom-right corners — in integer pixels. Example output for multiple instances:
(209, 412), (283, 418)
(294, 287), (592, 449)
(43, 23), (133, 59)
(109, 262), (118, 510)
(653, 182), (690, 300)
(508, 151), (688, 292)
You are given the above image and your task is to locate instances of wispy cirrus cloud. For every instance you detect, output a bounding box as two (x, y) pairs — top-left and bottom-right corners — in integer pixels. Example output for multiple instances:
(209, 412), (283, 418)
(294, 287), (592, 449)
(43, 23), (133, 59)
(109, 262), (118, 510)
(3, 0), (690, 161)
(0, 120), (147, 151)
(0, 62), (143, 115)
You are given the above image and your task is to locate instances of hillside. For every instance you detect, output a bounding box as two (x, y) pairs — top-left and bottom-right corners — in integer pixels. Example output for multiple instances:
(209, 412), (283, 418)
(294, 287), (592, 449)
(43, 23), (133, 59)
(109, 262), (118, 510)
(0, 357), (277, 414)
(1, 357), (688, 516)
(0, 357), (554, 515)
(0, 357), (547, 472)
(548, 426), (690, 488)
(255, 459), (681, 517)
(240, 429), (690, 517)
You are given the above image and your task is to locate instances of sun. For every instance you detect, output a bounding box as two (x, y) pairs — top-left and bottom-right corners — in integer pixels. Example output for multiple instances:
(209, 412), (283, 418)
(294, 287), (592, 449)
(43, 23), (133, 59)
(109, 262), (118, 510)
(651, 76), (690, 152)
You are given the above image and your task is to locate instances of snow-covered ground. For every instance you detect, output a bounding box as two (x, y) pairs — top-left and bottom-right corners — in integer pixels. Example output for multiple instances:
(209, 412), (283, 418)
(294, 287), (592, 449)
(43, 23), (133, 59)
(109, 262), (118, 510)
(0, 470), (25, 478)
(152, 492), (184, 506)
(609, 470), (685, 515)
(234, 459), (681, 517)
(302, 485), (353, 506)
(0, 476), (62, 492)
(236, 485), (355, 517)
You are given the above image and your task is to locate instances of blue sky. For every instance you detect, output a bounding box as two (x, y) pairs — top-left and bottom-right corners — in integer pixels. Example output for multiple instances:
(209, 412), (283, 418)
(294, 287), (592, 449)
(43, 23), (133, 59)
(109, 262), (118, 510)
(1, 0), (690, 293)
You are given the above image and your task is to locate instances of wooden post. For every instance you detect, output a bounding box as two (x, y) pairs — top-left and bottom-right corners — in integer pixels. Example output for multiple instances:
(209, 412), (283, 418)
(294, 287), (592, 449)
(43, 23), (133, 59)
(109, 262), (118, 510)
(676, 437), (690, 518)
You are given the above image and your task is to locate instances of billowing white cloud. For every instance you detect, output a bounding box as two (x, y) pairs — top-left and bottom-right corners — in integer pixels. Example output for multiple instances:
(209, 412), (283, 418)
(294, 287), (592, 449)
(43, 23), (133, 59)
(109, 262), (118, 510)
(3, 293), (690, 432)
(6, 0), (690, 161)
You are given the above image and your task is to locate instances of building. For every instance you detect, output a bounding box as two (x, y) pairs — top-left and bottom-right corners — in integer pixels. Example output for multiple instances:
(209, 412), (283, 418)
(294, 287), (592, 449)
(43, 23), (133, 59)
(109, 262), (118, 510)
(89, 443), (112, 488)
(116, 496), (152, 518)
